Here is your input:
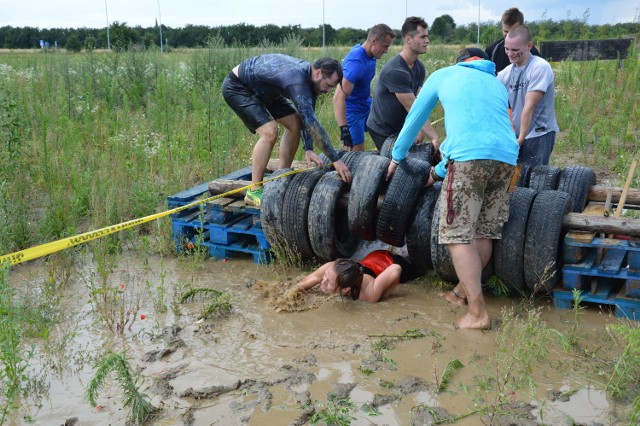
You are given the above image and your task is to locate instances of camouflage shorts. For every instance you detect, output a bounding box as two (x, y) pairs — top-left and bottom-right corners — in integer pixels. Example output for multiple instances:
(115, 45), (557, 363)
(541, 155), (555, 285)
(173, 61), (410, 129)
(438, 160), (514, 244)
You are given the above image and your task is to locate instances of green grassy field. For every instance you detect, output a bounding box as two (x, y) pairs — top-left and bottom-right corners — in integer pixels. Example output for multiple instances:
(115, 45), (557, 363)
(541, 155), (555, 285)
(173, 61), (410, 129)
(0, 40), (637, 258)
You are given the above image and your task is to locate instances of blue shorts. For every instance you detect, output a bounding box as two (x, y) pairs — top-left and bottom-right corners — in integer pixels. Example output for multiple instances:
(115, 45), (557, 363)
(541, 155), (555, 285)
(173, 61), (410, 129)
(346, 108), (370, 146)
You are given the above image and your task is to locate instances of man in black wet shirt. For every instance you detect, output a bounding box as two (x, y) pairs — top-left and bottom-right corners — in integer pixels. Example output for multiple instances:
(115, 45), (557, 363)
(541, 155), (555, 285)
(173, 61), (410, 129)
(222, 54), (352, 206)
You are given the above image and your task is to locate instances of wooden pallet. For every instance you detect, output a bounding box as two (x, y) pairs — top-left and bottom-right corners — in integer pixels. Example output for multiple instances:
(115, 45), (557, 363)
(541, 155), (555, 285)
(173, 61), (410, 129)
(168, 166), (272, 264)
(554, 232), (640, 320)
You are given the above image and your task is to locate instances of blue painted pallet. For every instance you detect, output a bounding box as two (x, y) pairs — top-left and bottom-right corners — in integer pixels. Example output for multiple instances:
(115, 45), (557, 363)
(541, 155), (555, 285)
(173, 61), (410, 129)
(552, 286), (640, 320)
(168, 166), (272, 263)
(553, 233), (640, 320)
(209, 213), (269, 249)
(171, 208), (208, 248)
(562, 234), (640, 298)
(200, 236), (273, 264)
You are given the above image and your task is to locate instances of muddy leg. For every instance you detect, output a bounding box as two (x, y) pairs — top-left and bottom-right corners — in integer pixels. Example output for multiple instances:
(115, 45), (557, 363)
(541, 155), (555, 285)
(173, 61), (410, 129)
(439, 238), (492, 306)
(448, 241), (490, 330)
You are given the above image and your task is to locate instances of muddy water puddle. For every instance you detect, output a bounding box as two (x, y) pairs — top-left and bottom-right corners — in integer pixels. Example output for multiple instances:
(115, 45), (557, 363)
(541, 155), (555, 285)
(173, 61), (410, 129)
(6, 251), (631, 425)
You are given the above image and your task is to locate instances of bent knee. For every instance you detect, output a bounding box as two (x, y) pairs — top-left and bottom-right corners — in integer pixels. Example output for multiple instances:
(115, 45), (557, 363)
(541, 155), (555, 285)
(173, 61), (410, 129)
(256, 122), (279, 144)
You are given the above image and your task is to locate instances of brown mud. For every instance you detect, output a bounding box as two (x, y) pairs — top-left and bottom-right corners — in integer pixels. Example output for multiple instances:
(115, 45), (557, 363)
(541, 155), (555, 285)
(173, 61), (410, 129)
(6, 247), (630, 425)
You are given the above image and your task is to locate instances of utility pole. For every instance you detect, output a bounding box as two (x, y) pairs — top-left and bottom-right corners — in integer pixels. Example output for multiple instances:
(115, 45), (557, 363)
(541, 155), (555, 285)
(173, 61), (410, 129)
(157, 0), (163, 52)
(322, 0), (325, 49)
(105, 0), (111, 50)
(477, 0), (480, 45)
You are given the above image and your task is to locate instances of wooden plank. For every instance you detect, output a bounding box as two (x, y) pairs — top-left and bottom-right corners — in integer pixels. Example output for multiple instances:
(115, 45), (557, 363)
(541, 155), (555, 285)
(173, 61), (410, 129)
(563, 213), (640, 237)
(588, 185), (640, 205)
(582, 202), (606, 216)
(266, 159), (310, 171)
(208, 179), (250, 197)
(208, 197), (236, 206)
(614, 159), (638, 218)
(566, 231), (596, 243)
(600, 249), (626, 274)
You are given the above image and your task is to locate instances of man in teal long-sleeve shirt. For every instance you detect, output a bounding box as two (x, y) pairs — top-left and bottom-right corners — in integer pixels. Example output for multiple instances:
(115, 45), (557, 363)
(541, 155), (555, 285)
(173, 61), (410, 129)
(387, 48), (519, 330)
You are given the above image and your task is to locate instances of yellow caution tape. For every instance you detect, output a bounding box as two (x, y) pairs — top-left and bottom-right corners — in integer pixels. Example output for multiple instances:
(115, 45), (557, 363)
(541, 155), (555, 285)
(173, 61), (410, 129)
(0, 166), (315, 266)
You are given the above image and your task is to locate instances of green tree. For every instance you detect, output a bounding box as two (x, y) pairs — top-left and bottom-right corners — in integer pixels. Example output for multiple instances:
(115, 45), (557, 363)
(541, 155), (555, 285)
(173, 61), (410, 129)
(334, 27), (368, 46)
(109, 21), (136, 50)
(431, 14), (456, 42)
(83, 35), (97, 51)
(65, 34), (82, 52)
(481, 24), (503, 46)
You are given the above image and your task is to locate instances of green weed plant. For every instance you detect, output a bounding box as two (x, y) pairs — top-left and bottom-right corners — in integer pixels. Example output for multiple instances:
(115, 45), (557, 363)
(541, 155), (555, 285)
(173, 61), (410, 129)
(473, 306), (552, 421)
(308, 394), (357, 426)
(86, 350), (153, 425)
(180, 287), (232, 320)
(0, 262), (33, 424)
(86, 266), (145, 335)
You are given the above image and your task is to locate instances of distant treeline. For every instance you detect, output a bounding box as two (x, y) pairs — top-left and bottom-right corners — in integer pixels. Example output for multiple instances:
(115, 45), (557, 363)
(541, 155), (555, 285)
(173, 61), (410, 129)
(0, 16), (638, 51)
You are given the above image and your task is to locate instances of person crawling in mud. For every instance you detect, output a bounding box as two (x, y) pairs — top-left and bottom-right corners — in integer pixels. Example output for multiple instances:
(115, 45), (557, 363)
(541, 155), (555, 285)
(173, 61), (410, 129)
(294, 250), (418, 303)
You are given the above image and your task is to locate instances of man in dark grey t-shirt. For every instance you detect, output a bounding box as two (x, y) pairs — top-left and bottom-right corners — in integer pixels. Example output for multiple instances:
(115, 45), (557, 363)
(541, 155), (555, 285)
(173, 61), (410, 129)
(366, 16), (439, 150)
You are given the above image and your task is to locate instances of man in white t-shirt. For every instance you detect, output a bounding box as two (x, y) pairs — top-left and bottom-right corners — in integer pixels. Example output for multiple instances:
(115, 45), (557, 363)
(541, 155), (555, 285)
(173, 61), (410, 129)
(498, 25), (558, 185)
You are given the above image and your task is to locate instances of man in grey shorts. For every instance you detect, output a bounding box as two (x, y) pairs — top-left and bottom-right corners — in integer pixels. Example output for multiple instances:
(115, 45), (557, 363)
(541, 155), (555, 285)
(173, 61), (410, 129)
(387, 48), (519, 330)
(222, 54), (351, 206)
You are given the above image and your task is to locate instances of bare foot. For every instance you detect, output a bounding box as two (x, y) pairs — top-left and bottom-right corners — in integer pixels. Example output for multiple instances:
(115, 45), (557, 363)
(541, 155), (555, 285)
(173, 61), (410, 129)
(456, 312), (490, 330)
(438, 289), (467, 306)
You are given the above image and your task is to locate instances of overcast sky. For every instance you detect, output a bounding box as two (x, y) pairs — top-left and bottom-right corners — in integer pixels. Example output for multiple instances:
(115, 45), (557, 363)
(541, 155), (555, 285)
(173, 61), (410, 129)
(3, 0), (638, 30)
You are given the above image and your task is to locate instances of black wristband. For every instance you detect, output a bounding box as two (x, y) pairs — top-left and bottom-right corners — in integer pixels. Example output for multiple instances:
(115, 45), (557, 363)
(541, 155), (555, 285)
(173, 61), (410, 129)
(430, 167), (443, 182)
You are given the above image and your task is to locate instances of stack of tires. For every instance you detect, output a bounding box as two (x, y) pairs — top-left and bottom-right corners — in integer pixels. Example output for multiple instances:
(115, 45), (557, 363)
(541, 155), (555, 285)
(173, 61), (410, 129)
(493, 165), (596, 294)
(261, 142), (597, 295)
(260, 138), (435, 266)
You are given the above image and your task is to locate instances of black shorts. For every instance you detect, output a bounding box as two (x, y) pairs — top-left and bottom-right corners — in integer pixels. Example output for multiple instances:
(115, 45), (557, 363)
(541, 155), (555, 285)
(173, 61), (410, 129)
(391, 254), (419, 283)
(221, 71), (298, 133)
(368, 127), (394, 151)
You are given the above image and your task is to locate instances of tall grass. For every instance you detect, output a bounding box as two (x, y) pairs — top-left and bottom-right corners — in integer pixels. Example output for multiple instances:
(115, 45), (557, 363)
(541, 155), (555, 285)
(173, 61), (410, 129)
(0, 42), (637, 259)
(553, 48), (639, 175)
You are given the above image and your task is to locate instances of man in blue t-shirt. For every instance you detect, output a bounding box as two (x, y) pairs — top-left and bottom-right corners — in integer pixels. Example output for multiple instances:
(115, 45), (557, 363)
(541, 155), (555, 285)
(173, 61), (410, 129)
(332, 24), (395, 151)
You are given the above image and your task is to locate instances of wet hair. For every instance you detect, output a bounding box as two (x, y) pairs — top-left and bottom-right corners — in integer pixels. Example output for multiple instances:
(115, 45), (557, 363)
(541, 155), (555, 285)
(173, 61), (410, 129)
(313, 57), (343, 82)
(401, 16), (428, 37)
(507, 25), (533, 43)
(333, 258), (364, 300)
(368, 23), (395, 42)
(502, 8), (525, 27)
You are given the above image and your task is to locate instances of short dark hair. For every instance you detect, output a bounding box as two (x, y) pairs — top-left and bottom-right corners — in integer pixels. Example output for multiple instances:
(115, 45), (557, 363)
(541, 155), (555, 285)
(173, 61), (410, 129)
(502, 8), (525, 27)
(313, 57), (343, 82)
(401, 16), (428, 37)
(368, 23), (395, 42)
(456, 47), (490, 63)
(507, 25), (533, 43)
(334, 258), (363, 300)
